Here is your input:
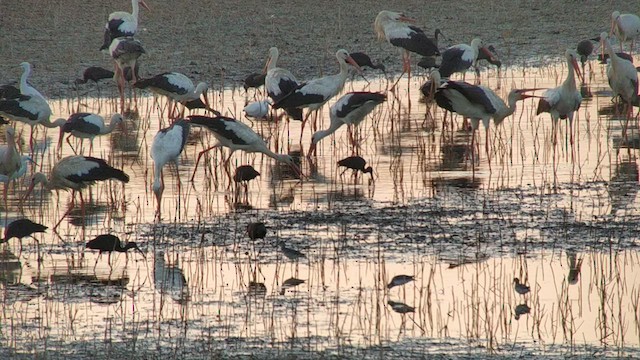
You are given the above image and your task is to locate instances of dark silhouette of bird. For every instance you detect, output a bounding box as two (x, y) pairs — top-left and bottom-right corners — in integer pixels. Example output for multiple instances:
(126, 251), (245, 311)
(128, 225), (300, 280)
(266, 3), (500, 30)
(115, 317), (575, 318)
(246, 222), (267, 240)
(279, 277), (305, 295)
(278, 241), (306, 261)
(513, 277), (530, 295)
(387, 274), (415, 289)
(338, 156), (373, 177)
(234, 165), (261, 183)
(597, 51), (634, 64)
(243, 72), (266, 91)
(2, 219), (47, 243)
(74, 66), (115, 85)
(388, 300), (415, 314)
(0, 84), (21, 100)
(86, 234), (144, 257)
(476, 45), (502, 68)
(349, 52), (386, 72)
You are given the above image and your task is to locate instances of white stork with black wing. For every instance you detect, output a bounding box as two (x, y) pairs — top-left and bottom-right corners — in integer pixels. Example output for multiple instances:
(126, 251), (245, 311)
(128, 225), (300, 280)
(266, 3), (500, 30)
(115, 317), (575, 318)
(110, 36), (145, 111)
(151, 119), (190, 212)
(264, 47), (302, 120)
(100, 0), (150, 51)
(439, 38), (494, 79)
(134, 72), (214, 118)
(59, 113), (124, 152)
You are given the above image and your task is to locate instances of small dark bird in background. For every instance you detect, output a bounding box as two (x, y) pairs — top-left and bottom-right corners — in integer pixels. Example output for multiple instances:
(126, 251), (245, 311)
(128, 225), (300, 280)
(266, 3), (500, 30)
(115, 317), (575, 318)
(2, 218), (47, 243)
(349, 52), (386, 73)
(279, 277), (305, 295)
(387, 274), (415, 289)
(576, 38), (600, 79)
(74, 66), (115, 85)
(246, 222), (267, 240)
(597, 51), (634, 64)
(338, 156), (373, 177)
(278, 241), (306, 261)
(234, 165), (261, 183)
(86, 234), (145, 259)
(388, 300), (415, 314)
(513, 277), (530, 295)
(243, 72), (266, 91)
(475, 45), (502, 75)
(0, 84), (21, 100)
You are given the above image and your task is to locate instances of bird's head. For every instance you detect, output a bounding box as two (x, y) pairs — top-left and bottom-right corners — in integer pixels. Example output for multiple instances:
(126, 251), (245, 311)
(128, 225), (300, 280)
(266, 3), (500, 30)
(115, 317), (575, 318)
(126, 241), (146, 257)
(20, 172), (47, 206)
(264, 47), (279, 72)
(276, 154), (303, 178)
(471, 38), (484, 50)
(565, 49), (583, 84)
(337, 49), (363, 74)
(4, 126), (15, 141)
(19, 62), (31, 73)
(152, 177), (164, 212)
(112, 113), (126, 132)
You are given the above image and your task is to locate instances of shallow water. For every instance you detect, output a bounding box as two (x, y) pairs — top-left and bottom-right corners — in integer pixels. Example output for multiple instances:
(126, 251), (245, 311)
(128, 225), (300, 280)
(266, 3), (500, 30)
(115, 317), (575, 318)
(1, 59), (640, 358)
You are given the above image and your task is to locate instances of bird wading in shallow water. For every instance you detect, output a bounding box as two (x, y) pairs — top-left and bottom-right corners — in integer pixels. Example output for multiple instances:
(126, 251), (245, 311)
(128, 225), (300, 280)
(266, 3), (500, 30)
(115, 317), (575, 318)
(100, 0), (151, 51)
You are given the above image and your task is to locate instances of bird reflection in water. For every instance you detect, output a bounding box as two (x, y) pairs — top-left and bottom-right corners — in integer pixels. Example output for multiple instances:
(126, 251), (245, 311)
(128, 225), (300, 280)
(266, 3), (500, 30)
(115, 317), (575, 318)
(0, 249), (41, 304)
(566, 251), (583, 285)
(514, 303), (531, 320)
(154, 251), (189, 304)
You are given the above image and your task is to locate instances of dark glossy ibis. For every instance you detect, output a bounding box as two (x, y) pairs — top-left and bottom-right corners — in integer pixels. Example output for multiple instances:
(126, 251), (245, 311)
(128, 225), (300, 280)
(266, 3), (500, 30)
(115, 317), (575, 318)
(86, 234), (144, 256)
(513, 277), (530, 295)
(234, 165), (260, 183)
(2, 218), (47, 243)
(246, 222), (267, 240)
(387, 274), (415, 289)
(349, 52), (386, 72)
(243, 72), (266, 91)
(387, 300), (415, 314)
(337, 156), (373, 177)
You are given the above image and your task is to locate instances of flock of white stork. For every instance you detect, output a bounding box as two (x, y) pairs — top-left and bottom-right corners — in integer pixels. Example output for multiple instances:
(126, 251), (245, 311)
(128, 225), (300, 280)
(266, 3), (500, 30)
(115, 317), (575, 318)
(0, 1), (639, 226)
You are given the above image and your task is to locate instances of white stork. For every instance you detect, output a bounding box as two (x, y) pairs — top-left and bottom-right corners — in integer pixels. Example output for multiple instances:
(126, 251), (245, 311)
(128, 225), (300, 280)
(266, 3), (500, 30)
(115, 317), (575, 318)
(272, 49), (362, 134)
(59, 113), (125, 153)
(243, 100), (271, 119)
(18, 62), (46, 99)
(0, 94), (65, 149)
(439, 38), (493, 80)
(134, 72), (214, 118)
(536, 49), (583, 144)
(0, 127), (22, 205)
(23, 155), (129, 229)
(433, 70), (539, 154)
(151, 119), (190, 213)
(309, 92), (386, 155)
(100, 0), (151, 51)
(374, 11), (439, 77)
(264, 47), (303, 120)
(187, 115), (301, 180)
(109, 36), (145, 112)
(611, 11), (640, 53)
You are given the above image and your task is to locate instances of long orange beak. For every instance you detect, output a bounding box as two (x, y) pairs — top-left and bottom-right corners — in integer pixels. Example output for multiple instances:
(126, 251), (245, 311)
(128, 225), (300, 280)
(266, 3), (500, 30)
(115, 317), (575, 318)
(346, 56), (363, 75)
(57, 128), (65, 149)
(517, 88), (546, 99)
(263, 57), (271, 74)
(399, 15), (416, 23)
(140, 0), (151, 11)
(571, 58), (583, 84)
(21, 180), (36, 206)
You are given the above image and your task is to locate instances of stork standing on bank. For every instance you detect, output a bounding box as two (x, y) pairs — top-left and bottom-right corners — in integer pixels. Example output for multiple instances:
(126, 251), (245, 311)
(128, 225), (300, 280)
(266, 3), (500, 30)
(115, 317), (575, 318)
(23, 155), (130, 229)
(187, 115), (301, 180)
(610, 11), (640, 53)
(134, 72), (215, 119)
(272, 49), (362, 136)
(264, 47), (303, 120)
(110, 36), (145, 112)
(58, 113), (124, 154)
(374, 11), (439, 85)
(536, 49), (583, 145)
(433, 70), (539, 157)
(100, 0), (150, 51)
(309, 92), (386, 155)
(151, 119), (190, 215)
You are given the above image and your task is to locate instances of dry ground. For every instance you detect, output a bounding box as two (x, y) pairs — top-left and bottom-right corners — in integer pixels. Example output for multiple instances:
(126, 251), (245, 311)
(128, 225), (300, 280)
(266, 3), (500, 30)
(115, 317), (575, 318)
(0, 0), (635, 96)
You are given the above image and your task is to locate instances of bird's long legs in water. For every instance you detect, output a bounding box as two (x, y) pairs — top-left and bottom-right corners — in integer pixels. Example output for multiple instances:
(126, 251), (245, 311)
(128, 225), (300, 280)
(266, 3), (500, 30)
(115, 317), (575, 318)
(190, 143), (222, 181)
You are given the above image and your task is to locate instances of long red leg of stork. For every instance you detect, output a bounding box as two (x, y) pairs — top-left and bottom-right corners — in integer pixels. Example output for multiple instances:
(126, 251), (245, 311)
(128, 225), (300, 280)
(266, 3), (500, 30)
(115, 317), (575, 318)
(190, 144), (221, 181)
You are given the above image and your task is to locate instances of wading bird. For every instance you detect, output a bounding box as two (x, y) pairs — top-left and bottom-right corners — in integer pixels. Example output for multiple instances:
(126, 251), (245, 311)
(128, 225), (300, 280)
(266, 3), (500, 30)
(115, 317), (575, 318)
(110, 36), (145, 112)
(246, 222), (266, 240)
(0, 127), (21, 203)
(234, 165), (260, 184)
(278, 241), (306, 261)
(59, 113), (125, 153)
(243, 72), (266, 91)
(610, 11), (640, 52)
(187, 115), (301, 180)
(272, 49), (362, 135)
(24, 156), (130, 229)
(513, 277), (530, 295)
(433, 70), (539, 154)
(387, 274), (415, 289)
(2, 218), (47, 243)
(439, 38), (492, 79)
(337, 155), (373, 178)
(349, 52), (386, 73)
(100, 0), (151, 51)
(74, 66), (114, 85)
(86, 234), (145, 262)
(600, 32), (638, 130)
(374, 11), (439, 80)
(134, 72), (213, 118)
(310, 92), (386, 155)
(154, 251), (189, 303)
(243, 100), (271, 119)
(536, 49), (583, 144)
(151, 119), (190, 213)
(264, 47), (302, 120)
(576, 38), (597, 78)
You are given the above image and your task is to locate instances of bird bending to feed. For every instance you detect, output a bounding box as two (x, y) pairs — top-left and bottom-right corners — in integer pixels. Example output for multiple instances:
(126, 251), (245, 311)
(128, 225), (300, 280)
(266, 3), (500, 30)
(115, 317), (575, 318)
(264, 47), (303, 120)
(151, 119), (190, 213)
(187, 115), (301, 180)
(337, 156), (374, 178)
(74, 66), (115, 85)
(610, 11), (640, 53)
(59, 113), (125, 152)
(243, 100), (271, 119)
(246, 222), (266, 240)
(310, 92), (386, 155)
(349, 52), (386, 73)
(272, 49), (362, 135)
(86, 234), (144, 258)
(2, 218), (47, 244)
(439, 38), (492, 80)
(100, 0), (150, 51)
(279, 277), (305, 295)
(234, 165), (260, 183)
(535, 49), (583, 145)
(513, 277), (530, 295)
(433, 70), (540, 155)
(243, 72), (266, 91)
(387, 300), (415, 314)
(134, 72), (214, 118)
(278, 241), (306, 261)
(576, 38), (597, 78)
(23, 155), (130, 229)
(110, 36), (145, 112)
(374, 11), (439, 78)
(599, 32), (638, 128)
(387, 274), (415, 289)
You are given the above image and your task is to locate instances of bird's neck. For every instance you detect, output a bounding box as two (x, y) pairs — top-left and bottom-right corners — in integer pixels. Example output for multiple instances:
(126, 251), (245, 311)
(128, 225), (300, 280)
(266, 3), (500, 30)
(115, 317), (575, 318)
(314, 117), (346, 145)
(41, 117), (65, 129)
(104, 118), (119, 134)
(193, 83), (207, 97)
(564, 59), (577, 90)
(152, 161), (163, 195)
(131, 0), (140, 18)
(20, 67), (31, 94)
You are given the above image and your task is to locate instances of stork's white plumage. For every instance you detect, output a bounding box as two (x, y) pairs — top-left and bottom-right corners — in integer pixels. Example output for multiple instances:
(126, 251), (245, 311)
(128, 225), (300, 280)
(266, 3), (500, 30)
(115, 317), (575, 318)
(310, 92), (386, 154)
(19, 62), (46, 99)
(611, 11), (640, 52)
(601, 32), (639, 105)
(151, 119), (190, 212)
(24, 155), (130, 229)
(0, 93), (64, 149)
(243, 100), (271, 119)
(134, 72), (213, 117)
(110, 36), (145, 112)
(188, 115), (301, 180)
(154, 251), (189, 303)
(59, 113), (124, 152)
(272, 49), (362, 133)
(0, 127), (22, 204)
(536, 49), (583, 144)
(433, 70), (537, 153)
(264, 47), (302, 120)
(374, 10), (439, 75)
(439, 38), (490, 79)
(100, 0), (150, 51)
